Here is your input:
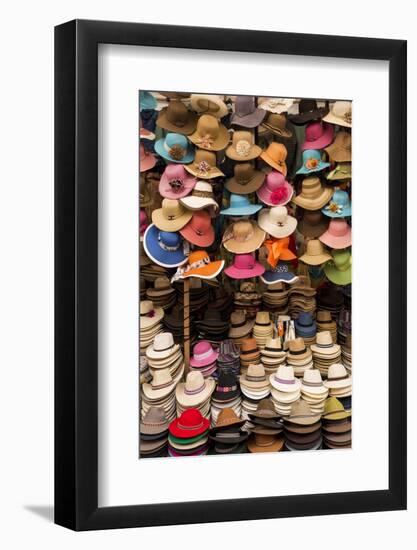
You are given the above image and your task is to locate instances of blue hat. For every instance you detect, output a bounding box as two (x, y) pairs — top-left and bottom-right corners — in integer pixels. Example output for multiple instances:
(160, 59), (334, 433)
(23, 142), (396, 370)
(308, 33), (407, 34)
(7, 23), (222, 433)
(260, 262), (299, 285)
(220, 194), (263, 216)
(295, 312), (317, 337)
(154, 133), (195, 164)
(143, 224), (188, 268)
(321, 189), (352, 218)
(139, 91), (157, 111)
(296, 149), (330, 175)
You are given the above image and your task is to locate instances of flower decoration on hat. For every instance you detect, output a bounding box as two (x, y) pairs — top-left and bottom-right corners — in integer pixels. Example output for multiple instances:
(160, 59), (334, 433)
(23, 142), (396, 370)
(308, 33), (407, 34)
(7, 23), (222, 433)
(168, 178), (184, 192)
(169, 144), (186, 161)
(344, 111), (352, 124)
(325, 201), (343, 214)
(236, 139), (251, 157)
(305, 158), (319, 170)
(197, 160), (210, 175)
(196, 133), (214, 149)
(270, 187), (288, 205)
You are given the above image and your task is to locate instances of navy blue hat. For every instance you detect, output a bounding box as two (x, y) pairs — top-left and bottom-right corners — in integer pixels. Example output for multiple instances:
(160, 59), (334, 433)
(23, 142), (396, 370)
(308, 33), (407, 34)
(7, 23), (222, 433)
(260, 262), (299, 285)
(295, 312), (317, 337)
(143, 224), (188, 268)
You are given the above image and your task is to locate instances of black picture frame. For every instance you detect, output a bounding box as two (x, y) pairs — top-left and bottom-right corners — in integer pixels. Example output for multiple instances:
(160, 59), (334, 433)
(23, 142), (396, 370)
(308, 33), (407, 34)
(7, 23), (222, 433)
(55, 19), (407, 531)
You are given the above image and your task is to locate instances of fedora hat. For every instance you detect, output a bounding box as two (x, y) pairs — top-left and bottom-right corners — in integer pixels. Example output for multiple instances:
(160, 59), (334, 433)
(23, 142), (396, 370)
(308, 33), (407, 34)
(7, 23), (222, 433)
(325, 131), (351, 162)
(323, 101), (352, 128)
(190, 94), (228, 119)
(287, 399), (321, 425)
(188, 114), (229, 151)
(287, 337), (312, 361)
(174, 250), (224, 281)
(184, 149), (225, 179)
(226, 162), (265, 195)
(239, 338), (260, 361)
(139, 90), (157, 111)
(289, 98), (329, 125)
(258, 205), (297, 238)
(326, 162), (352, 181)
(261, 112), (292, 138)
(256, 171), (293, 207)
(146, 332), (180, 361)
(220, 194), (262, 216)
(156, 100), (198, 135)
(179, 210), (215, 247)
(270, 365), (301, 392)
(190, 340), (219, 368)
(262, 338), (286, 358)
(322, 189), (352, 218)
(260, 142), (288, 176)
(143, 224), (188, 268)
(324, 250), (352, 286)
(225, 253), (265, 280)
(293, 177), (334, 211)
(146, 276), (175, 299)
(211, 407), (245, 430)
(247, 432), (284, 453)
(319, 218), (352, 249)
(324, 363), (352, 389)
(261, 261), (299, 285)
(253, 311), (273, 329)
(249, 398), (279, 420)
(311, 331), (341, 355)
(231, 96), (266, 128)
(226, 130), (262, 161)
(139, 143), (157, 172)
(302, 121), (334, 150)
(222, 220), (266, 254)
(296, 149), (330, 175)
(301, 369), (328, 396)
(159, 164), (197, 199)
(179, 181), (219, 213)
(240, 363), (269, 389)
(299, 239), (332, 266)
(228, 311), (255, 338)
(175, 371), (215, 408)
(212, 372), (241, 402)
(258, 97), (294, 114)
(323, 396), (351, 420)
(142, 369), (177, 401)
(169, 408), (210, 439)
(297, 209), (329, 238)
(151, 198), (193, 232)
(262, 236), (296, 268)
(140, 300), (164, 329)
(154, 132), (195, 164)
(295, 312), (317, 337)
(140, 406), (169, 435)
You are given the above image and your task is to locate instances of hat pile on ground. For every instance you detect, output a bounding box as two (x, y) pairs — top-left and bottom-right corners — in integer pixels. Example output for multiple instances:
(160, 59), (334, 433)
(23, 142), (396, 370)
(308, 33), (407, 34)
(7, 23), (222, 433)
(269, 365), (301, 416)
(209, 408), (248, 454)
(322, 397), (352, 449)
(311, 331), (341, 378)
(139, 406), (169, 458)
(168, 408), (210, 457)
(284, 399), (323, 451)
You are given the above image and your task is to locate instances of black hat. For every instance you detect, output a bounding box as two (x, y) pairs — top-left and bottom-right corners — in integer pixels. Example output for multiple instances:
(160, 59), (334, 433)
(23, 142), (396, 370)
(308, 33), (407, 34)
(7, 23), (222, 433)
(289, 99), (329, 125)
(212, 371), (240, 402)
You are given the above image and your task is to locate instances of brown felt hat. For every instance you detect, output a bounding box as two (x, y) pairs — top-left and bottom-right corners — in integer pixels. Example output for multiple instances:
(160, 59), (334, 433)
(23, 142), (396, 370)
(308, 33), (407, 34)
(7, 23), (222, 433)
(188, 114), (229, 151)
(325, 131), (351, 162)
(156, 100), (198, 135)
(184, 149), (224, 179)
(225, 162), (265, 195)
(297, 209), (329, 238)
(226, 130), (262, 161)
(261, 112), (292, 138)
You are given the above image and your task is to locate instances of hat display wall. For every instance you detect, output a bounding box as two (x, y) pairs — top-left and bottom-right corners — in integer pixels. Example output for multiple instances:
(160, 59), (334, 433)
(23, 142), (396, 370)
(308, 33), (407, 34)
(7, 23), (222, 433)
(323, 101), (352, 128)
(225, 253), (265, 280)
(256, 171), (293, 207)
(322, 189), (352, 218)
(299, 239), (332, 266)
(226, 130), (262, 161)
(231, 96), (266, 128)
(168, 408), (210, 457)
(154, 132), (195, 163)
(179, 181), (219, 214)
(140, 406), (169, 458)
(152, 198), (193, 232)
(301, 121), (334, 150)
(184, 149), (225, 179)
(324, 250), (352, 286)
(258, 97), (294, 114)
(222, 220), (266, 254)
(190, 94), (228, 119)
(173, 250), (224, 281)
(188, 114), (229, 151)
(260, 142), (288, 176)
(296, 149), (330, 175)
(284, 399), (322, 451)
(179, 210), (215, 247)
(293, 177), (334, 211)
(325, 131), (351, 162)
(156, 100), (198, 135)
(297, 209), (329, 238)
(143, 225), (188, 268)
(319, 218), (352, 249)
(310, 331), (341, 378)
(225, 162), (265, 195)
(261, 112), (292, 138)
(158, 163), (197, 199)
(258, 206), (297, 238)
(139, 143), (157, 172)
(326, 162), (352, 181)
(220, 194), (262, 216)
(289, 98), (329, 125)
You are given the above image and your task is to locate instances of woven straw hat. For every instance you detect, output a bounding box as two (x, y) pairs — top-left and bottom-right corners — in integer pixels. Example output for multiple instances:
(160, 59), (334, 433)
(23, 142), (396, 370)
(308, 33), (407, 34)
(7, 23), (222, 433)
(293, 177), (334, 211)
(175, 371), (215, 408)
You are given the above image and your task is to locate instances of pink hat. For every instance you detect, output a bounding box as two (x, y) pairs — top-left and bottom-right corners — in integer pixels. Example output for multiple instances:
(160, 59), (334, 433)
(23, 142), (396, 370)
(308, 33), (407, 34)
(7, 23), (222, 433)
(256, 171), (293, 207)
(139, 116), (155, 140)
(301, 121), (334, 151)
(139, 209), (149, 236)
(224, 253), (265, 280)
(319, 218), (352, 249)
(159, 164), (197, 199)
(179, 210), (215, 247)
(189, 340), (219, 368)
(139, 143), (156, 172)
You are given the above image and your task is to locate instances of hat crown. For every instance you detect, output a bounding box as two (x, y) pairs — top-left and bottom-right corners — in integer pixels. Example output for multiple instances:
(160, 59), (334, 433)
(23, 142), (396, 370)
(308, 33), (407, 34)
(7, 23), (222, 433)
(332, 249), (352, 271)
(193, 180), (213, 194)
(184, 370), (206, 393)
(332, 189), (350, 208)
(327, 363), (347, 379)
(255, 398), (276, 414)
(142, 406), (167, 425)
(151, 368), (173, 387)
(216, 407), (240, 427)
(188, 250), (210, 265)
(240, 338), (258, 352)
(161, 198), (186, 220)
(235, 95), (256, 117)
(324, 396), (345, 415)
(192, 340), (213, 357)
(306, 238), (327, 257)
(290, 399), (313, 418)
(302, 149), (321, 163)
(288, 337), (306, 353)
(269, 281), (286, 292)
(303, 210), (324, 223)
(165, 132), (189, 150)
(246, 363), (266, 379)
(265, 171), (286, 191)
(140, 300), (154, 315)
(154, 276), (171, 291)
(265, 112), (287, 130)
(193, 94), (225, 116)
(305, 121), (326, 141)
(189, 210), (211, 234)
(300, 177), (323, 199)
(268, 205), (288, 225)
(230, 220), (256, 242)
(264, 337), (282, 350)
(196, 114), (220, 138)
(328, 218), (349, 237)
(193, 149), (216, 167)
(178, 407), (205, 429)
(333, 130), (351, 149)
(164, 163), (188, 182)
(297, 312), (314, 326)
(317, 310), (332, 322)
(265, 142), (287, 162)
(299, 98), (318, 114)
(331, 101), (352, 119)
(316, 330), (333, 346)
(153, 332), (174, 352)
(159, 230), (181, 248)
(233, 252), (257, 270)
(255, 311), (271, 325)
(234, 162), (255, 184)
(229, 194), (252, 209)
(303, 368), (322, 384)
(276, 364), (295, 381)
(166, 100), (189, 127)
(231, 310), (245, 325)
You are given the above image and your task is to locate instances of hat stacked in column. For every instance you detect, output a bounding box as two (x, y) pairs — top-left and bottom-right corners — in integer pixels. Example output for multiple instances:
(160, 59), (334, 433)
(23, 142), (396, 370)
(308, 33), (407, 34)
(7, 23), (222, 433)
(338, 308), (352, 372)
(261, 281), (289, 317)
(168, 408), (210, 457)
(247, 399), (284, 453)
(301, 368), (329, 415)
(316, 284), (344, 319)
(209, 408), (248, 454)
(228, 311), (255, 346)
(233, 282), (262, 319)
(288, 276), (316, 318)
(286, 337), (314, 377)
(316, 310), (338, 343)
(140, 406), (169, 458)
(210, 371), (242, 425)
(239, 363), (271, 422)
(269, 365), (301, 416)
(195, 310), (229, 343)
(145, 332), (185, 381)
(140, 300), (164, 353)
(217, 339), (241, 377)
(322, 397), (351, 449)
(189, 340), (219, 378)
(260, 337), (287, 376)
(311, 331), (341, 378)
(252, 311), (274, 350)
(324, 363), (352, 402)
(175, 370), (215, 419)
(141, 366), (178, 423)
(284, 399), (323, 451)
(239, 338), (261, 373)
(146, 276), (176, 310)
(294, 312), (317, 347)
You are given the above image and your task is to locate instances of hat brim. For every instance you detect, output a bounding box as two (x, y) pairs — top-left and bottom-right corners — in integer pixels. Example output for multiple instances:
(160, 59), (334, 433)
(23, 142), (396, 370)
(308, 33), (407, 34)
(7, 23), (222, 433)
(228, 320), (255, 338)
(184, 162), (224, 179)
(226, 143), (262, 161)
(323, 410), (351, 421)
(322, 112), (352, 128)
(258, 99), (294, 114)
(296, 161), (330, 175)
(289, 107), (329, 125)
(179, 223), (215, 247)
(140, 153), (157, 172)
(151, 208), (193, 232)
(175, 378), (216, 408)
(140, 306), (164, 329)
(141, 381), (176, 401)
(247, 435), (284, 453)
(159, 175), (197, 200)
(179, 259), (225, 281)
(301, 124), (334, 151)
(322, 206), (352, 218)
(326, 164), (352, 181)
(190, 95), (228, 118)
(223, 225), (266, 254)
(324, 264), (352, 286)
(269, 375), (301, 393)
(231, 108), (266, 128)
(143, 224), (188, 268)
(179, 195), (219, 213)
(257, 210), (297, 239)
(169, 416), (210, 439)
(324, 376), (352, 389)
(259, 151), (287, 176)
(156, 108), (198, 135)
(211, 389), (241, 402)
(260, 270), (299, 285)
(220, 204), (263, 216)
(226, 171), (265, 195)
(154, 139), (195, 164)
(293, 187), (334, 210)
(261, 123), (293, 139)
(256, 183), (294, 207)
(299, 253), (332, 266)
(224, 262), (265, 280)
(319, 230), (352, 249)
(190, 350), (219, 368)
(188, 123), (230, 151)
(146, 342), (180, 361)
(324, 145), (351, 163)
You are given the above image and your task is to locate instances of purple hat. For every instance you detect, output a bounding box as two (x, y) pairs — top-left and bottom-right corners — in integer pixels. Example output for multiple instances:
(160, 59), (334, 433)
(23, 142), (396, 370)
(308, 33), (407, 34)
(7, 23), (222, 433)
(231, 96), (266, 128)
(159, 164), (197, 199)
(301, 121), (334, 150)
(256, 171), (293, 207)
(190, 341), (219, 368)
(225, 253), (265, 280)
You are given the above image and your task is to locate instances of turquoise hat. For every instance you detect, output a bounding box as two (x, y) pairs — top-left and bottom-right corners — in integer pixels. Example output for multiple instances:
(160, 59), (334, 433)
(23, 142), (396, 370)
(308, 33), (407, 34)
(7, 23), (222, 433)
(139, 91), (157, 111)
(322, 189), (352, 218)
(154, 133), (195, 164)
(220, 194), (263, 216)
(296, 149), (330, 175)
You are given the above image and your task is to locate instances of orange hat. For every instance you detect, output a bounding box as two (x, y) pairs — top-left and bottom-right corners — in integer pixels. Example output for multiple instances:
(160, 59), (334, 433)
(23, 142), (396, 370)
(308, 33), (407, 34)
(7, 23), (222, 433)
(173, 250), (224, 281)
(262, 236), (297, 268)
(260, 142), (288, 176)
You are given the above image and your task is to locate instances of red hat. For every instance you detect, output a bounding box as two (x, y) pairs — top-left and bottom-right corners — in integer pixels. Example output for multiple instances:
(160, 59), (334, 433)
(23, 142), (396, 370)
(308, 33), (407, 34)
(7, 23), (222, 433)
(180, 210), (215, 247)
(169, 408), (210, 439)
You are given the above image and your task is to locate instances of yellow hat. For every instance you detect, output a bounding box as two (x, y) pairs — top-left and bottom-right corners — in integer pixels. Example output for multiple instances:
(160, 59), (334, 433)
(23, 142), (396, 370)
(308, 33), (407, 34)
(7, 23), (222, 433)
(323, 397), (351, 421)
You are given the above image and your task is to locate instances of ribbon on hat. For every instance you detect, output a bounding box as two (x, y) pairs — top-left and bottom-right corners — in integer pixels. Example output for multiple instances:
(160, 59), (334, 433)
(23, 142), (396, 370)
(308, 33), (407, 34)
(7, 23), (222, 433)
(263, 239), (288, 268)
(171, 255), (211, 283)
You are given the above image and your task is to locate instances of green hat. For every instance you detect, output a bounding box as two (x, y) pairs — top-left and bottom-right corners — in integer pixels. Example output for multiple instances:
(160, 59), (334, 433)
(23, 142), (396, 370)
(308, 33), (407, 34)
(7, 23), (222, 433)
(324, 249), (352, 286)
(323, 397), (351, 421)
(326, 162), (351, 181)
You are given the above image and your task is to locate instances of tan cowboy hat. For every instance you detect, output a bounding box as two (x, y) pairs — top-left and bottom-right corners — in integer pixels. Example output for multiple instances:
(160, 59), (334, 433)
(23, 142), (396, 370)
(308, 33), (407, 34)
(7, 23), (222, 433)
(323, 101), (352, 128)
(188, 114), (229, 151)
(222, 220), (266, 254)
(261, 112), (292, 138)
(301, 369), (328, 396)
(292, 177), (334, 211)
(257, 206), (297, 238)
(225, 162), (265, 195)
(140, 300), (164, 329)
(325, 131), (352, 162)
(239, 363), (269, 390)
(184, 149), (224, 179)
(179, 181), (219, 212)
(260, 142), (288, 176)
(151, 198), (193, 232)
(142, 369), (177, 401)
(299, 239), (332, 266)
(145, 332), (180, 361)
(287, 399), (321, 426)
(225, 130), (262, 161)
(190, 94), (228, 118)
(175, 371), (215, 408)
(156, 100), (198, 135)
(324, 363), (352, 389)
(310, 331), (341, 356)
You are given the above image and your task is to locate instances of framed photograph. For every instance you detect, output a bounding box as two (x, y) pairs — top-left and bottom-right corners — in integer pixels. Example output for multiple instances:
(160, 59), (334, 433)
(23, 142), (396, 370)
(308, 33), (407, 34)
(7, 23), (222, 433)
(55, 20), (407, 530)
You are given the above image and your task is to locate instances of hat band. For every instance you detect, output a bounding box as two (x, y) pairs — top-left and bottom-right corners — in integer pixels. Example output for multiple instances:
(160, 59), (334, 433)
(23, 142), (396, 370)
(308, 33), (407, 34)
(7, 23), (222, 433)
(240, 348), (259, 355)
(274, 376), (295, 385)
(253, 435), (276, 447)
(231, 320), (248, 328)
(264, 346), (283, 352)
(141, 310), (156, 318)
(153, 344), (175, 353)
(288, 348), (307, 355)
(192, 190), (214, 199)
(177, 419), (204, 431)
(245, 375), (266, 382)
(315, 343), (335, 349)
(302, 380), (323, 387)
(297, 320), (313, 327)
(271, 265), (289, 274)
(184, 382), (206, 395)
(327, 374), (350, 382)
(193, 348), (215, 361)
(216, 431), (241, 439)
(317, 319), (332, 324)
(172, 256), (211, 282)
(216, 385), (238, 393)
(255, 321), (272, 326)
(267, 288), (286, 293)
(151, 379), (174, 390)
(158, 233), (182, 252)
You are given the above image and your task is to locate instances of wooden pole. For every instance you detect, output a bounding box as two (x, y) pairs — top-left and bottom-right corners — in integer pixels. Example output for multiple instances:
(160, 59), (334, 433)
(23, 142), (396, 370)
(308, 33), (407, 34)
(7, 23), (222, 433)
(183, 278), (191, 374)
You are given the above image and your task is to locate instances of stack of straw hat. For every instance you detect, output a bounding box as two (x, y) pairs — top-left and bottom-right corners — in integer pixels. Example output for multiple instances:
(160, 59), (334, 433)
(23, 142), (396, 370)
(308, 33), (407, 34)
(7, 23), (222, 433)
(310, 331), (341, 378)
(140, 300), (164, 353)
(322, 397), (351, 449)
(175, 370), (215, 419)
(338, 308), (352, 372)
(284, 399), (322, 451)
(294, 312), (317, 347)
(209, 408), (248, 454)
(316, 310), (338, 342)
(145, 276), (176, 310)
(228, 310), (255, 345)
(269, 365), (301, 416)
(288, 276), (316, 318)
(139, 406), (169, 458)
(239, 338), (261, 372)
(139, 355), (152, 385)
(189, 340), (219, 378)
(233, 281), (262, 318)
(141, 368), (179, 423)
(260, 337), (287, 376)
(145, 332), (185, 381)
(210, 371), (242, 425)
(252, 311), (274, 349)
(286, 337), (314, 377)
(217, 339), (241, 377)
(301, 368), (329, 414)
(324, 363), (352, 399)
(261, 281), (289, 318)
(168, 408), (210, 457)
(239, 364), (271, 422)
(247, 399), (284, 453)
(195, 310), (229, 343)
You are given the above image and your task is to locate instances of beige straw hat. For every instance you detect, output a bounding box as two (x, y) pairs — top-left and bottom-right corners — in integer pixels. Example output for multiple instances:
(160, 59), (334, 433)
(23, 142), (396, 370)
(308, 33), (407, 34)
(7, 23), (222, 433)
(151, 198), (193, 232)
(222, 220), (266, 254)
(258, 206), (297, 238)
(292, 177), (334, 211)
(299, 239), (332, 266)
(140, 300), (164, 329)
(175, 371), (215, 408)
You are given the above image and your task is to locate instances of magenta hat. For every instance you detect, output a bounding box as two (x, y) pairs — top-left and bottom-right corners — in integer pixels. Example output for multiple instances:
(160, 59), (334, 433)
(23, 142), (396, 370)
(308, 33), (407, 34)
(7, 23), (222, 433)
(301, 121), (334, 151)
(190, 341), (219, 368)
(256, 171), (293, 207)
(159, 164), (197, 199)
(139, 209), (149, 236)
(319, 218), (352, 249)
(139, 143), (156, 172)
(224, 253), (266, 280)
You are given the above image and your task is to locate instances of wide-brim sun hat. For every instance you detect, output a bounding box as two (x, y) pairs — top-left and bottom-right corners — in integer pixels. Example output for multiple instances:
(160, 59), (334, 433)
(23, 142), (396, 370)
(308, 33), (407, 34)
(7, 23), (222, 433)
(184, 150), (225, 179)
(220, 194), (263, 216)
(324, 131), (351, 162)
(296, 150), (330, 175)
(324, 251), (352, 286)
(258, 97), (294, 114)
(301, 121), (334, 151)
(224, 253), (265, 279)
(293, 177), (334, 211)
(298, 209), (329, 238)
(143, 224), (188, 268)
(179, 181), (219, 213)
(258, 206), (297, 238)
(222, 220), (266, 254)
(188, 114), (230, 151)
(152, 198), (193, 232)
(154, 133), (195, 164)
(299, 239), (332, 266)
(156, 101), (198, 135)
(319, 219), (352, 249)
(158, 164), (197, 199)
(175, 376), (216, 408)
(174, 250), (225, 281)
(260, 142), (288, 176)
(179, 210), (215, 247)
(321, 190), (352, 218)
(139, 144), (157, 172)
(326, 163), (352, 181)
(322, 101), (352, 128)
(256, 171), (293, 207)
(226, 163), (265, 195)
(260, 262), (299, 285)
(140, 300), (164, 329)
(288, 98), (329, 125)
(190, 94), (228, 119)
(231, 96), (266, 128)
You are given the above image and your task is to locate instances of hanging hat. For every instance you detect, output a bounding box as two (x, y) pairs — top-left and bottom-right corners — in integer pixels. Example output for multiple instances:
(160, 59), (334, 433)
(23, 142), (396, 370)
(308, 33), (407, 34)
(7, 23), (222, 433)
(156, 100), (198, 135)
(179, 181), (219, 213)
(258, 97), (294, 114)
(297, 209), (329, 238)
(184, 149), (225, 179)
(311, 331), (341, 356)
(261, 262), (299, 285)
(301, 121), (334, 150)
(323, 397), (351, 420)
(226, 162), (265, 195)
(323, 101), (352, 128)
(261, 112), (292, 138)
(151, 199), (193, 232)
(220, 194), (262, 216)
(225, 253), (265, 280)
(140, 406), (170, 435)
(143, 224), (188, 268)
(169, 408), (210, 438)
(287, 399), (321, 425)
(139, 91), (157, 111)
(322, 189), (352, 218)
(175, 371), (215, 408)
(301, 369), (327, 396)
(324, 363), (352, 389)
(296, 149), (330, 175)
(293, 177), (334, 211)
(289, 98), (329, 125)
(140, 300), (164, 329)
(159, 91), (191, 99)
(326, 162), (352, 181)
(260, 142), (288, 176)
(154, 133), (195, 163)
(270, 365), (301, 392)
(262, 236), (296, 268)
(139, 143), (157, 172)
(325, 131), (351, 162)
(319, 219), (352, 249)
(324, 250), (352, 286)
(188, 114), (229, 151)
(145, 332), (180, 361)
(258, 205), (297, 238)
(179, 210), (215, 247)
(228, 311), (255, 338)
(142, 369), (176, 401)
(222, 220), (266, 254)
(174, 250), (224, 281)
(190, 340), (219, 368)
(139, 115), (155, 140)
(256, 171), (293, 207)
(190, 94), (228, 119)
(158, 164), (197, 199)
(231, 96), (266, 128)
(226, 130), (262, 161)
(299, 239), (332, 265)
(295, 312), (317, 337)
